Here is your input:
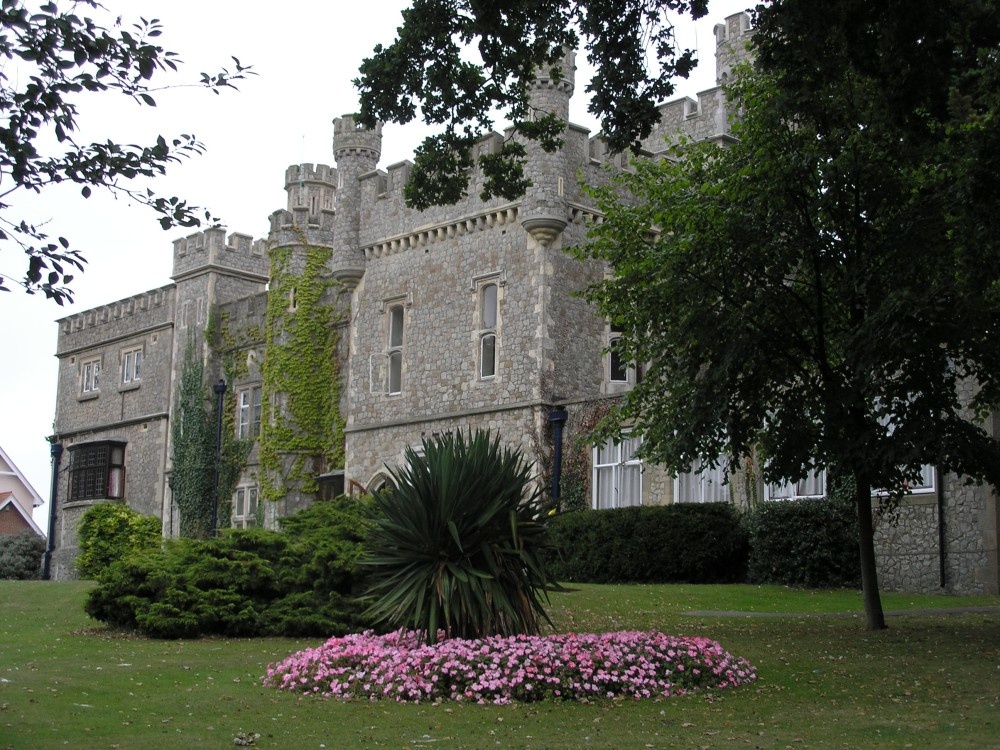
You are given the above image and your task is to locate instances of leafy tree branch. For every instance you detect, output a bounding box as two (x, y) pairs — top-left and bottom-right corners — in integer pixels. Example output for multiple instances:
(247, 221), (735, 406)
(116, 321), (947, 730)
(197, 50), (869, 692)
(0, 0), (252, 303)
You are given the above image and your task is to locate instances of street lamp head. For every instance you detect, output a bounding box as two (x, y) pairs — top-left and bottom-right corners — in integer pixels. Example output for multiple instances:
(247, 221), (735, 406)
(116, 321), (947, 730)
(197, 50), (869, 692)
(213, 379), (227, 396)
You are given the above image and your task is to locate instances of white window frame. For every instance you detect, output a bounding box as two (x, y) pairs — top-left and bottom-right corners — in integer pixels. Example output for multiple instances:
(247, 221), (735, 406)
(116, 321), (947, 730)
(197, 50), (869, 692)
(233, 485), (259, 529)
(766, 467), (827, 501)
(606, 321), (640, 387)
(81, 357), (101, 393)
(122, 347), (142, 384)
(386, 302), (405, 395)
(473, 276), (502, 381)
(237, 385), (263, 439)
(592, 432), (643, 509)
(608, 333), (629, 383)
(675, 459), (731, 503)
(767, 464), (936, 501)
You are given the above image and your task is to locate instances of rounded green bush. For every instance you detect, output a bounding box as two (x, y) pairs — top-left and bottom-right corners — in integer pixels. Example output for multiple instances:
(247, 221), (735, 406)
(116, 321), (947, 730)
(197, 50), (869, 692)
(75, 502), (161, 579)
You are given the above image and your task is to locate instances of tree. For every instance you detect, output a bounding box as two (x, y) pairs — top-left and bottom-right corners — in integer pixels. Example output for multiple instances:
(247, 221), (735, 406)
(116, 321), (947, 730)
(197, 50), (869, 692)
(0, 1), (251, 304)
(575, 0), (1000, 629)
(355, 0), (708, 208)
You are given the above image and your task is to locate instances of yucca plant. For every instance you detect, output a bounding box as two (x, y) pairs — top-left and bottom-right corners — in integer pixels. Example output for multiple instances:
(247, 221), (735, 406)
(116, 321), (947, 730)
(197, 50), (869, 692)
(363, 429), (557, 644)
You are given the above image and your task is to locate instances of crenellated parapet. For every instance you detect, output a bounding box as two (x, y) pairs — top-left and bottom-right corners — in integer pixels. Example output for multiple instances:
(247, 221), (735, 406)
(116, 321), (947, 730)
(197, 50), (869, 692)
(714, 12), (755, 86)
(529, 49), (576, 121)
(268, 163), (339, 248)
(171, 227), (269, 283)
(362, 204), (521, 259)
(56, 285), (175, 352)
(333, 114), (382, 162)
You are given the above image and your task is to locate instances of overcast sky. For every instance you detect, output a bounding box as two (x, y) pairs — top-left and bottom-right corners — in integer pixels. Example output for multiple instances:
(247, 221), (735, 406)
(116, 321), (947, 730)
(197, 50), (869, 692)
(0, 0), (751, 528)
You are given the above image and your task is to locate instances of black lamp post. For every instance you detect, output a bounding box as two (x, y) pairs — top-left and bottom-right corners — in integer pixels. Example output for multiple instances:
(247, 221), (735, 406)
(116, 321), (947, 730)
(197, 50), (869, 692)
(211, 378), (227, 536)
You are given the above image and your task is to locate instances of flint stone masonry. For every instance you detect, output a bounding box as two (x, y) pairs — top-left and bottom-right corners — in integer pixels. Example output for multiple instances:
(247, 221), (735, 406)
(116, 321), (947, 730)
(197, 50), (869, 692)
(45, 12), (998, 594)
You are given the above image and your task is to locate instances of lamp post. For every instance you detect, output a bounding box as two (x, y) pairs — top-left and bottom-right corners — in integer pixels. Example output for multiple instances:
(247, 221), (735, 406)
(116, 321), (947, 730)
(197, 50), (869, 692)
(211, 378), (227, 537)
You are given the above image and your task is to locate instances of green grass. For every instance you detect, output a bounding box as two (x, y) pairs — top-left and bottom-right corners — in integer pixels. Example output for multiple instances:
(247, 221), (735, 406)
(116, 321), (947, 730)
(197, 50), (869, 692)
(1, 581), (997, 749)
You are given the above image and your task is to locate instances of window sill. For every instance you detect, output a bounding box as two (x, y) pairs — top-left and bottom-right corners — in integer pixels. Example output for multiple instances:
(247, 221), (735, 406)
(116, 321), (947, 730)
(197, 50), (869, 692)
(120, 382), (141, 393)
(77, 392), (99, 402)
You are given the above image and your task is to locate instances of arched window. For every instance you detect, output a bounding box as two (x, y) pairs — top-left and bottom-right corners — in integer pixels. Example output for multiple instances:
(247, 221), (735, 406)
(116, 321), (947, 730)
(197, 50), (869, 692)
(478, 281), (499, 380)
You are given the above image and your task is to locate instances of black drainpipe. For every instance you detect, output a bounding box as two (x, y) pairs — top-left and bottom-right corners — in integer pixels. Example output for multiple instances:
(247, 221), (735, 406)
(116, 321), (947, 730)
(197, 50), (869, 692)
(936, 467), (946, 590)
(42, 441), (64, 581)
(548, 408), (568, 510)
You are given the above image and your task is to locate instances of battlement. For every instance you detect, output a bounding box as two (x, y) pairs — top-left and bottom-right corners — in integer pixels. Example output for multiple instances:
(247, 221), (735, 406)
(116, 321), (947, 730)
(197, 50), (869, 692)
(333, 114), (382, 161)
(172, 227), (264, 258)
(172, 227), (269, 281)
(284, 163), (337, 188)
(277, 162), (338, 235)
(56, 284), (175, 343)
(714, 12), (755, 85)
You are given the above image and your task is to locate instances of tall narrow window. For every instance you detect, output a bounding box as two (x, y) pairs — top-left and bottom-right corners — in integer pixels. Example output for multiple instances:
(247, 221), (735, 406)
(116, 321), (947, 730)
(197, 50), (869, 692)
(237, 386), (263, 438)
(81, 358), (101, 394)
(480, 282), (498, 379)
(122, 347), (142, 384)
(387, 304), (404, 394)
(592, 433), (643, 509)
(609, 322), (628, 383)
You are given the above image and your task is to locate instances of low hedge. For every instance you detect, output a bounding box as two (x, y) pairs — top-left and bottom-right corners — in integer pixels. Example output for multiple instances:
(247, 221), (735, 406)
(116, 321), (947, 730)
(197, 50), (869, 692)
(745, 498), (860, 588)
(546, 504), (749, 584)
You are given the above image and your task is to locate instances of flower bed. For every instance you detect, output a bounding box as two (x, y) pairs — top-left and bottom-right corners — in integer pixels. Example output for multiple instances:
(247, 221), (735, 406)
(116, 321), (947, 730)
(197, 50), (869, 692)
(263, 630), (757, 704)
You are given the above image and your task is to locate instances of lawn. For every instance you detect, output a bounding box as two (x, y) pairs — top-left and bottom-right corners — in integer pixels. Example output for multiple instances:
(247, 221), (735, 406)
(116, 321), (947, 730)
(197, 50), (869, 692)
(1, 581), (997, 749)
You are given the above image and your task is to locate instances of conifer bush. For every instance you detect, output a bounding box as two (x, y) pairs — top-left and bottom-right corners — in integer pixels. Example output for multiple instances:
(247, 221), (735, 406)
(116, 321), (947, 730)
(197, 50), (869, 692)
(364, 430), (557, 644)
(85, 495), (379, 638)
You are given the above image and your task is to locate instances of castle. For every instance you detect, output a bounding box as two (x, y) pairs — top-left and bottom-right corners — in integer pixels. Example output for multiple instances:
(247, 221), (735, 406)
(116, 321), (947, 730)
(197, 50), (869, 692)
(47, 13), (999, 594)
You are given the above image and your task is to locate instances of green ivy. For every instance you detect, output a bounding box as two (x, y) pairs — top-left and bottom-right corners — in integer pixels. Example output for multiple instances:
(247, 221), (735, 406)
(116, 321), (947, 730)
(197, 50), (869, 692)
(259, 242), (345, 501)
(171, 335), (215, 538)
(172, 333), (252, 536)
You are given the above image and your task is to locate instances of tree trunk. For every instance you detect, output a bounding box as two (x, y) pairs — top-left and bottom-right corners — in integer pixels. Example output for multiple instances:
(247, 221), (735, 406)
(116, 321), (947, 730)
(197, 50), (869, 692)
(854, 474), (887, 630)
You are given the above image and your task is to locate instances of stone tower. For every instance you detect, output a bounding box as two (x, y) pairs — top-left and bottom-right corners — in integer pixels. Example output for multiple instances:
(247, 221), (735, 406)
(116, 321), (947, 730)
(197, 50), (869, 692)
(714, 12), (755, 85)
(331, 114), (383, 286)
(519, 51), (575, 249)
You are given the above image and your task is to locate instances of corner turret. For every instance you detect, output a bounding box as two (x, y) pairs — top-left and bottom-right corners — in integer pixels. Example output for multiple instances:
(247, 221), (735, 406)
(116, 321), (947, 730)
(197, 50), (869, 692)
(520, 50), (576, 247)
(715, 12), (755, 85)
(267, 164), (339, 249)
(331, 114), (383, 286)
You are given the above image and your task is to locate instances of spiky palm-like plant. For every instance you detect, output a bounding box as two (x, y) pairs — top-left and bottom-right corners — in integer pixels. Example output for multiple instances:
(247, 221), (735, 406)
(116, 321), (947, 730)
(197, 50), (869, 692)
(364, 429), (557, 644)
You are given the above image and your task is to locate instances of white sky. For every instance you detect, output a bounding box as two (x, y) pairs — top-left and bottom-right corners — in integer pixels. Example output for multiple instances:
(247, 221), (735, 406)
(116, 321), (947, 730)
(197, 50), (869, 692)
(0, 0), (751, 528)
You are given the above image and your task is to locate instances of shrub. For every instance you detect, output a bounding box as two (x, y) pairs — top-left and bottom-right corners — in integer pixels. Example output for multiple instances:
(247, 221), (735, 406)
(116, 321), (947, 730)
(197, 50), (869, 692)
(0, 531), (45, 580)
(85, 495), (379, 638)
(745, 498), (861, 588)
(546, 504), (749, 584)
(364, 430), (557, 644)
(75, 502), (161, 579)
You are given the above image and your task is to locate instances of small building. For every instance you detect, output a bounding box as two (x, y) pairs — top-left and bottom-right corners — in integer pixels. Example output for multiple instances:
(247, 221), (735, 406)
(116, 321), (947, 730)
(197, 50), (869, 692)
(0, 445), (45, 538)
